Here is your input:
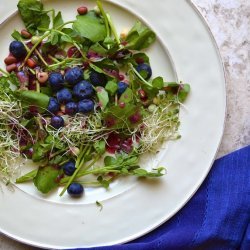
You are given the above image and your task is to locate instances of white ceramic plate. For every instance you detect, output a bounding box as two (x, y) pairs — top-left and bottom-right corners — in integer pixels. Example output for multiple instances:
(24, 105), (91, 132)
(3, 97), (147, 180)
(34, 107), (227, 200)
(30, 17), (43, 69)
(0, 0), (226, 249)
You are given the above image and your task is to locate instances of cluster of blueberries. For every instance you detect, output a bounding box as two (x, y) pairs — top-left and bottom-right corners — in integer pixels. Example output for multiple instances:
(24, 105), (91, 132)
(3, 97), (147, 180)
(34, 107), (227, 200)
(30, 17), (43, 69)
(48, 67), (129, 129)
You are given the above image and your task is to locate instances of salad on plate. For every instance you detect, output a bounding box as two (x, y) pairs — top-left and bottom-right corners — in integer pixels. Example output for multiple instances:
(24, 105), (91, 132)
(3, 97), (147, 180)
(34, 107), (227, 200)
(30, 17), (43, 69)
(0, 0), (190, 198)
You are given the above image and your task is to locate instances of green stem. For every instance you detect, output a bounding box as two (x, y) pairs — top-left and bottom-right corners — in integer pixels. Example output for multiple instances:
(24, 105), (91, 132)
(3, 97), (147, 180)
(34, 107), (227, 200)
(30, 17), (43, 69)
(0, 68), (9, 76)
(59, 144), (90, 196)
(106, 13), (120, 45)
(129, 63), (152, 87)
(20, 32), (50, 68)
(35, 49), (48, 67)
(57, 21), (75, 30)
(48, 54), (60, 63)
(36, 81), (40, 92)
(97, 0), (110, 38)
(49, 148), (66, 159)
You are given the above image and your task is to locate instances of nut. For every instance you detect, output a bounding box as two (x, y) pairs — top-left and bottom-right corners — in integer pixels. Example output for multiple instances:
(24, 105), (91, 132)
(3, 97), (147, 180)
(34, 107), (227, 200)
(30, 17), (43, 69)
(4, 56), (17, 65)
(6, 63), (17, 72)
(21, 29), (32, 39)
(37, 72), (48, 84)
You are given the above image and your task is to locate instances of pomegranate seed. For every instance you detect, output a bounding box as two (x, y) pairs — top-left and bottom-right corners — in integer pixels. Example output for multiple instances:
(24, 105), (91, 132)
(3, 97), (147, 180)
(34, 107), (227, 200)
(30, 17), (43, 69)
(118, 74), (125, 81)
(107, 133), (121, 147)
(26, 58), (36, 68)
(77, 6), (88, 15)
(119, 102), (126, 108)
(135, 57), (144, 64)
(121, 143), (132, 154)
(129, 112), (141, 124)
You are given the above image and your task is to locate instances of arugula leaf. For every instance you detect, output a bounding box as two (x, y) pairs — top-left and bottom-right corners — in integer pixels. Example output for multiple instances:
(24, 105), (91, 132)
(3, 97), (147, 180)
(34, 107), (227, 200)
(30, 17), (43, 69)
(105, 80), (118, 96)
(73, 11), (106, 42)
(17, 0), (50, 34)
(96, 87), (109, 110)
(125, 21), (156, 50)
(33, 166), (60, 194)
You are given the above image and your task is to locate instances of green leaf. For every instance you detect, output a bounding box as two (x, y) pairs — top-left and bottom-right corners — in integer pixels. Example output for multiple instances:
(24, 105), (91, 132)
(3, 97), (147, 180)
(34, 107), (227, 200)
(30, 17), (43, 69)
(53, 11), (64, 28)
(94, 140), (106, 155)
(50, 31), (59, 45)
(89, 43), (108, 56)
(97, 176), (110, 189)
(178, 84), (190, 103)
(105, 80), (118, 96)
(73, 11), (106, 42)
(96, 87), (109, 110)
(17, 0), (50, 35)
(15, 169), (38, 183)
(15, 90), (50, 110)
(152, 77), (164, 90)
(32, 142), (49, 162)
(103, 37), (116, 47)
(33, 166), (60, 194)
(104, 156), (117, 166)
(132, 167), (166, 177)
(11, 30), (22, 41)
(119, 88), (133, 104)
(125, 21), (156, 50)
(61, 35), (73, 43)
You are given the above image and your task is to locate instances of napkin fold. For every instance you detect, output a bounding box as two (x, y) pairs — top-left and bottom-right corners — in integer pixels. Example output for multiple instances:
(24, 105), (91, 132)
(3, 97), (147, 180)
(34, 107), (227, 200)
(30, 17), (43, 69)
(75, 145), (250, 250)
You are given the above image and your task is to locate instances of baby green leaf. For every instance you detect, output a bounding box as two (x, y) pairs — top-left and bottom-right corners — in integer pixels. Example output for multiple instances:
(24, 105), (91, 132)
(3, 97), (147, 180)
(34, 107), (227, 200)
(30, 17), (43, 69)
(94, 140), (106, 155)
(105, 80), (118, 96)
(119, 88), (133, 104)
(33, 166), (60, 194)
(152, 77), (164, 90)
(104, 156), (117, 166)
(16, 169), (38, 183)
(73, 11), (106, 42)
(53, 11), (64, 28)
(96, 87), (109, 110)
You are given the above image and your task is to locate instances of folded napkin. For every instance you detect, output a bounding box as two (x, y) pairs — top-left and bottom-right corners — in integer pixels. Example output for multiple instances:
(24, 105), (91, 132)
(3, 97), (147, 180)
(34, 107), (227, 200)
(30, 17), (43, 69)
(76, 145), (250, 250)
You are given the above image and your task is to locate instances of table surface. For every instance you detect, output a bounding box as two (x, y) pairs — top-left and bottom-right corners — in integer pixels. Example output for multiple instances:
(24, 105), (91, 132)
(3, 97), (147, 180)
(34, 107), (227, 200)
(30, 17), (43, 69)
(0, 0), (249, 249)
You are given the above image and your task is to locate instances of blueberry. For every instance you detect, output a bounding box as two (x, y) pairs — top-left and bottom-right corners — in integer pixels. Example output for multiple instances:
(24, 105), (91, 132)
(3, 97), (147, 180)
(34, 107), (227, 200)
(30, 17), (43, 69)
(56, 88), (72, 104)
(48, 72), (64, 91)
(50, 116), (64, 129)
(9, 41), (27, 59)
(65, 102), (78, 115)
(62, 161), (76, 176)
(89, 71), (107, 86)
(73, 81), (94, 100)
(117, 82), (128, 95)
(136, 63), (152, 80)
(65, 67), (83, 85)
(67, 183), (84, 197)
(48, 97), (60, 114)
(78, 99), (94, 113)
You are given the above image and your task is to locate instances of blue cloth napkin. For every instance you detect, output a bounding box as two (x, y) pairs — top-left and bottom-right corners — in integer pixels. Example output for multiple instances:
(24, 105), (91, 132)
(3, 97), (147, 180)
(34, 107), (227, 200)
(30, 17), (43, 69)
(76, 146), (250, 250)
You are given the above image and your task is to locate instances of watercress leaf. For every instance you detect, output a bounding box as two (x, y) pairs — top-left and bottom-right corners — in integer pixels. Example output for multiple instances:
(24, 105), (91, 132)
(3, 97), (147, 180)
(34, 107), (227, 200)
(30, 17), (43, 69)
(96, 87), (109, 110)
(11, 30), (22, 41)
(119, 88), (134, 104)
(15, 169), (38, 183)
(105, 80), (118, 96)
(152, 77), (164, 90)
(94, 140), (106, 155)
(33, 166), (59, 194)
(17, 0), (50, 34)
(178, 84), (190, 103)
(104, 156), (117, 166)
(73, 11), (106, 42)
(50, 31), (59, 45)
(53, 11), (64, 28)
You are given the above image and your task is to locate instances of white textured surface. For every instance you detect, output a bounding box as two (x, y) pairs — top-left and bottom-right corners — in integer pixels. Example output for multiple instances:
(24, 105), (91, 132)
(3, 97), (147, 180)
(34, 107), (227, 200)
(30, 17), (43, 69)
(0, 0), (249, 249)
